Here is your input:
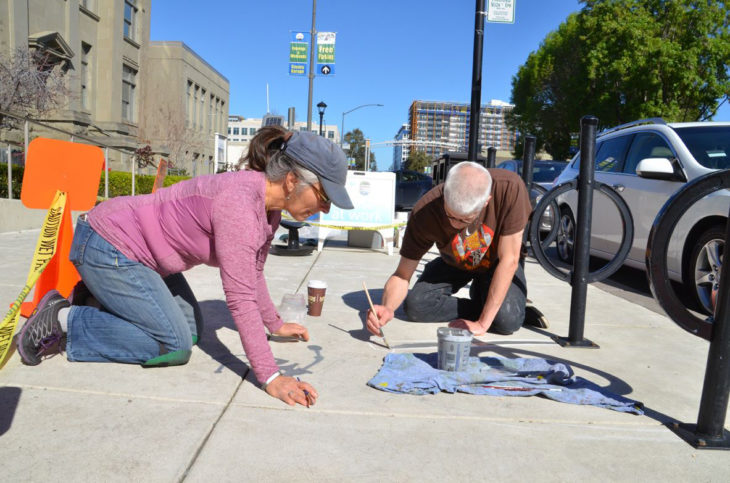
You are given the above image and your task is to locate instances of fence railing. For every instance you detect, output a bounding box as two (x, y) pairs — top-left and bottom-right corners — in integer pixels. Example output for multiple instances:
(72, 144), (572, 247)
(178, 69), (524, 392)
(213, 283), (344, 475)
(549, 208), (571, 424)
(0, 109), (152, 200)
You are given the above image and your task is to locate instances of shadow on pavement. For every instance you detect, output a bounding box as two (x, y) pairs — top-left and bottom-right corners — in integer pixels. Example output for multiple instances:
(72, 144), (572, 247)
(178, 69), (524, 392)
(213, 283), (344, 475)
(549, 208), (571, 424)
(198, 300), (250, 378)
(471, 343), (679, 426)
(197, 300), (326, 379)
(0, 386), (21, 436)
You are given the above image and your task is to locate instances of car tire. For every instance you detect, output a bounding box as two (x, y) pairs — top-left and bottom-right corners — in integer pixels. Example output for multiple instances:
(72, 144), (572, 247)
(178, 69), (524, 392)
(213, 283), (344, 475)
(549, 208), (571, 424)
(684, 225), (725, 315)
(556, 206), (575, 263)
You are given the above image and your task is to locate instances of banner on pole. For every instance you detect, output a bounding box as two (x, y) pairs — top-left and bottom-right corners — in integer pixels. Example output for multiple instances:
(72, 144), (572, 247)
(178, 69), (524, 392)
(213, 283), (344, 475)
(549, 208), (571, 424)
(316, 32), (336, 76)
(289, 31), (310, 76)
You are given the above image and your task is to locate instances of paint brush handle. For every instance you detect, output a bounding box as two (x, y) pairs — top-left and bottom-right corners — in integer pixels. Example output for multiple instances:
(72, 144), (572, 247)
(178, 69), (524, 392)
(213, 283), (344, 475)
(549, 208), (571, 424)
(362, 281), (391, 348)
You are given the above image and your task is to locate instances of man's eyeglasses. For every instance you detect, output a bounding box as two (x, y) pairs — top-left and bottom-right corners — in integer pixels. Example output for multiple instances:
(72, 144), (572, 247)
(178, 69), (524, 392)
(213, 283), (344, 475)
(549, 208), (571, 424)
(445, 213), (475, 225)
(311, 183), (331, 205)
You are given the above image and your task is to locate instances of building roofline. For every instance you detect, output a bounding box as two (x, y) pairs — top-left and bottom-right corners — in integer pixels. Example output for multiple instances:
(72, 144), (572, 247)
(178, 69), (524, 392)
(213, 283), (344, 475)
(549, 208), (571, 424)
(149, 40), (228, 83)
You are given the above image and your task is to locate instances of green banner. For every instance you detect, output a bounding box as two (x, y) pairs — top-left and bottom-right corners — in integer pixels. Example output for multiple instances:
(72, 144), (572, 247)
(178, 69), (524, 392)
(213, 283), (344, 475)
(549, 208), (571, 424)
(290, 42), (308, 63)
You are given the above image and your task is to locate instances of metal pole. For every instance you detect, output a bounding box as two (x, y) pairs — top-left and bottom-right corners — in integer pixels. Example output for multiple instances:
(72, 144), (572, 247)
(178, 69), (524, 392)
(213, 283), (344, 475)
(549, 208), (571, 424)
(24, 120), (29, 154)
(340, 112), (345, 148)
(6, 144), (12, 200)
(521, 135), (536, 192)
(694, 205), (730, 444)
(306, 0), (317, 131)
(104, 148), (109, 199)
(467, 0), (485, 161)
(365, 139), (370, 171)
(563, 116), (598, 347)
(486, 146), (496, 168)
(319, 111), (324, 136)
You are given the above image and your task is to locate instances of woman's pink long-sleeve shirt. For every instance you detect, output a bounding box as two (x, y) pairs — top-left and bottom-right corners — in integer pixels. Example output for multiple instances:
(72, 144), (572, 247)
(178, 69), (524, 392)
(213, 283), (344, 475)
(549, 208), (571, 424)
(87, 170), (283, 383)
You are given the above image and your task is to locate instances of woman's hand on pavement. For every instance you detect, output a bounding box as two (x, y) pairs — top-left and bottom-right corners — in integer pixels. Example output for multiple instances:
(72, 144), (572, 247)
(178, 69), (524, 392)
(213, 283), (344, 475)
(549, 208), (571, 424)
(366, 304), (394, 336)
(448, 318), (488, 336)
(265, 375), (318, 407)
(273, 322), (309, 341)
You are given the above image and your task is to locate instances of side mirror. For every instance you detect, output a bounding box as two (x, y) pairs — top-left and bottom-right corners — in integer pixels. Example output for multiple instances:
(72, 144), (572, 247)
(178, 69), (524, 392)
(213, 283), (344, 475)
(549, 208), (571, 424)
(636, 157), (686, 182)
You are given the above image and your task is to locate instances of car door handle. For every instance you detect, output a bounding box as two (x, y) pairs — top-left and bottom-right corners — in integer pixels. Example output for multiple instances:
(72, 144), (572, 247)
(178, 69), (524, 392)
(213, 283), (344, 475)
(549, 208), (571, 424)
(612, 184), (625, 192)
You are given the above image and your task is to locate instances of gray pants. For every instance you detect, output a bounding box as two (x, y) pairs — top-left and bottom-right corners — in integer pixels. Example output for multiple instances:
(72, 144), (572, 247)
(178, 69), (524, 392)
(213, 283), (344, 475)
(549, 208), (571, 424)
(403, 257), (526, 334)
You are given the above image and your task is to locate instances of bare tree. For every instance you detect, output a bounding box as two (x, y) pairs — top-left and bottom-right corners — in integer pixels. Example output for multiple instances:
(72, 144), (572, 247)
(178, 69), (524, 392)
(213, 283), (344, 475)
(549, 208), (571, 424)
(0, 47), (69, 129)
(138, 104), (206, 175)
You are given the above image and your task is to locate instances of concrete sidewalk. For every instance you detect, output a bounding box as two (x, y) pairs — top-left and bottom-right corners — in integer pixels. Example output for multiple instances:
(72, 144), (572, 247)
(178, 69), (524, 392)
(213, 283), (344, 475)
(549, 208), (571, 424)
(1, 227), (728, 482)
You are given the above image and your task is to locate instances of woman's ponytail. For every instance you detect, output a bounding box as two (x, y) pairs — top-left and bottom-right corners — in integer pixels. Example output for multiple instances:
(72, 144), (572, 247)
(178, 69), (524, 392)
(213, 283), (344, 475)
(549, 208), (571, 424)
(242, 125), (289, 171)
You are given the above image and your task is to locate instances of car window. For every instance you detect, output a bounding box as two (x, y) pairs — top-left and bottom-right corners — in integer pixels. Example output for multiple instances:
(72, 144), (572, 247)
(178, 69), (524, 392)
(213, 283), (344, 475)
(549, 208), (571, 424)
(533, 163), (567, 183)
(402, 171), (417, 182)
(624, 132), (674, 174)
(594, 135), (631, 172)
(673, 126), (730, 170)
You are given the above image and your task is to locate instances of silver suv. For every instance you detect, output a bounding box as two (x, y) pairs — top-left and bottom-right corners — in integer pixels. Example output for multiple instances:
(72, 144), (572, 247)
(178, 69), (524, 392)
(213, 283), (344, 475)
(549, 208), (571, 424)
(552, 119), (729, 314)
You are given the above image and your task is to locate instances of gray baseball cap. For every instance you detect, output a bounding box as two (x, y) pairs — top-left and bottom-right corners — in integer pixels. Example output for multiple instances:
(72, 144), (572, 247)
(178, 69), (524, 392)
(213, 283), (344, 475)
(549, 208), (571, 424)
(284, 131), (354, 209)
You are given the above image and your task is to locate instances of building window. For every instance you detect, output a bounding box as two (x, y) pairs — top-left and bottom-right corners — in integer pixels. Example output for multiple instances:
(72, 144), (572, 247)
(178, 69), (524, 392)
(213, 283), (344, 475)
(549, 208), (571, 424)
(193, 85), (199, 129)
(80, 43), (91, 110)
(328, 131), (334, 139)
(124, 1), (137, 40)
(241, 128), (248, 135)
(250, 128), (256, 136)
(209, 94), (214, 133)
(233, 127), (239, 135)
(187, 81), (193, 127)
(227, 127), (231, 135)
(121, 64), (136, 122)
(200, 88), (206, 131)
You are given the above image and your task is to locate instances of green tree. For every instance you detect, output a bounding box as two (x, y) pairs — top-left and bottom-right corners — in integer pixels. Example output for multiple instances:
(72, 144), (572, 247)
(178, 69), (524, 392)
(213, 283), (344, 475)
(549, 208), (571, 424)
(405, 151), (431, 172)
(508, 0), (730, 160)
(344, 128), (376, 171)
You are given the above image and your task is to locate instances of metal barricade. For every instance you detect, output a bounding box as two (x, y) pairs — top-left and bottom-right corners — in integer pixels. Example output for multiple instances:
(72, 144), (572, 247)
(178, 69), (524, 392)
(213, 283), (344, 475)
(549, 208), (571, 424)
(646, 169), (730, 449)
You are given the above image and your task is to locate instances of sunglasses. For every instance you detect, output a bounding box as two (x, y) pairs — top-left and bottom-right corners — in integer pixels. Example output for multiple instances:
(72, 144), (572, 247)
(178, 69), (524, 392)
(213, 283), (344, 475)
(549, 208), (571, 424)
(311, 183), (331, 205)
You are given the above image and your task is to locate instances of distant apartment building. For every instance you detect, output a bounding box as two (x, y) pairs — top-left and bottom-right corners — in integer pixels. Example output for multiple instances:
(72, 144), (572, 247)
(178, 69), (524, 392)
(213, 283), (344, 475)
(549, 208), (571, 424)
(408, 99), (518, 160)
(0, 0), (228, 176)
(226, 115), (339, 169)
(392, 123), (410, 171)
(140, 41), (229, 177)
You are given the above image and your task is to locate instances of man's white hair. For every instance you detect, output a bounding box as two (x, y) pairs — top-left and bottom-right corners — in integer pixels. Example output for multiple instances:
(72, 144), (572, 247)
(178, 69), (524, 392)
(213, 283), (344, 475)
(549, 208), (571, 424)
(443, 161), (492, 216)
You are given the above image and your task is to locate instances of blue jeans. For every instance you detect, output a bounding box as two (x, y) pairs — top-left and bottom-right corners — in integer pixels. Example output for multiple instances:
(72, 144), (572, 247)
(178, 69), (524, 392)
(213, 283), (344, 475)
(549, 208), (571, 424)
(403, 257), (527, 334)
(66, 216), (200, 364)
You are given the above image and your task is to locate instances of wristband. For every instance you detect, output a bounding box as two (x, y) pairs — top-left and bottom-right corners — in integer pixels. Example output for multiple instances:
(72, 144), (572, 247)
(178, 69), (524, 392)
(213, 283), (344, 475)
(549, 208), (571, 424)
(261, 371), (281, 391)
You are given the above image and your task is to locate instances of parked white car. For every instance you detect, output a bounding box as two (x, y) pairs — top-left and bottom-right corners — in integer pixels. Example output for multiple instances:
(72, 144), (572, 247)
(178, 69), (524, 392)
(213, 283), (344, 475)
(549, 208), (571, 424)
(552, 119), (729, 314)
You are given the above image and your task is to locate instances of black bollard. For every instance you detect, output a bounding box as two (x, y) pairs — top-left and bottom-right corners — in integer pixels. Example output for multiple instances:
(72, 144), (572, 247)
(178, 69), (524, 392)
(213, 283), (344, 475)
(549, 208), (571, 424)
(692, 206), (730, 447)
(487, 147), (496, 168)
(555, 116), (599, 348)
(521, 135), (536, 192)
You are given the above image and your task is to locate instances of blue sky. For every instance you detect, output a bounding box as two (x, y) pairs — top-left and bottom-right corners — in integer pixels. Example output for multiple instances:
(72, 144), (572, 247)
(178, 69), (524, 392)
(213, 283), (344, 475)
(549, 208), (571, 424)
(150, 0), (729, 169)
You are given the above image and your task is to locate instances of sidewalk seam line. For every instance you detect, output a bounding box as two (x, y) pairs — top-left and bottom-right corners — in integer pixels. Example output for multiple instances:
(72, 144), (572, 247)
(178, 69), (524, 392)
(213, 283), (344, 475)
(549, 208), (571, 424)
(179, 376), (245, 482)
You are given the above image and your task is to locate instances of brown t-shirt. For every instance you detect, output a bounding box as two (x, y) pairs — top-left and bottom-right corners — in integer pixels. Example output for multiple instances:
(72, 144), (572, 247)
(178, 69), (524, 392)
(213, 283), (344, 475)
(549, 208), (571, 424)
(400, 168), (531, 272)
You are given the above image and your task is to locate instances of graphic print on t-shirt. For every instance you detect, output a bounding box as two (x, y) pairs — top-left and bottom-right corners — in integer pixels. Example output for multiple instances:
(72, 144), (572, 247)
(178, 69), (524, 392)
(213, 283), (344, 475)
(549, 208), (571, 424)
(450, 223), (495, 270)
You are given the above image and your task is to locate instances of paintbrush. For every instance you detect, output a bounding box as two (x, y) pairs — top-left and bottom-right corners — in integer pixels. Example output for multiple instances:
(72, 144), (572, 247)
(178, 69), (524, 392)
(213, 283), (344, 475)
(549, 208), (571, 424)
(362, 281), (391, 349)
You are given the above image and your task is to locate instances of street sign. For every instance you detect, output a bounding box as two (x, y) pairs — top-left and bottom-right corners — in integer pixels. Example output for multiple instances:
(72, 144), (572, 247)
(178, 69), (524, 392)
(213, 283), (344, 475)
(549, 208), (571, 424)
(486, 0), (515, 24)
(289, 31), (309, 76)
(316, 32), (336, 76)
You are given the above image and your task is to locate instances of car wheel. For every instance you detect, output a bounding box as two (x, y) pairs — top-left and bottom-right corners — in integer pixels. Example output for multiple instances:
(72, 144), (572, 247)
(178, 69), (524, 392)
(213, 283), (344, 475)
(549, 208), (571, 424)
(685, 225), (724, 315)
(556, 207), (575, 263)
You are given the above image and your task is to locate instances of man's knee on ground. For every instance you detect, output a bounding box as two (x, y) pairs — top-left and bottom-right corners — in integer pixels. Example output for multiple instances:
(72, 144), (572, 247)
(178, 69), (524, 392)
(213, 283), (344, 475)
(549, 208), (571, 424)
(403, 286), (443, 322)
(490, 299), (525, 335)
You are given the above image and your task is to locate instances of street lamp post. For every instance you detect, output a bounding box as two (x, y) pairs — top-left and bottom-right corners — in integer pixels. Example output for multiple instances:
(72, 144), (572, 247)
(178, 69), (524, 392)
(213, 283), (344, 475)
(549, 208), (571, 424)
(340, 103), (384, 147)
(317, 101), (327, 136)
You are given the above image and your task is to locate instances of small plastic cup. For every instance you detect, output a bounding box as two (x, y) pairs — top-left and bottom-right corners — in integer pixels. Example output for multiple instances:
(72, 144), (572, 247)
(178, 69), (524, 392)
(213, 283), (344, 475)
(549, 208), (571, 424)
(279, 293), (307, 324)
(307, 280), (327, 316)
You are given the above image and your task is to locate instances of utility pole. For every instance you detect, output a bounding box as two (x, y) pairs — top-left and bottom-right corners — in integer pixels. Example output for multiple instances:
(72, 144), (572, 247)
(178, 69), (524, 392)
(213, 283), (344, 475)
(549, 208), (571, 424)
(467, 0), (485, 161)
(306, 0), (317, 131)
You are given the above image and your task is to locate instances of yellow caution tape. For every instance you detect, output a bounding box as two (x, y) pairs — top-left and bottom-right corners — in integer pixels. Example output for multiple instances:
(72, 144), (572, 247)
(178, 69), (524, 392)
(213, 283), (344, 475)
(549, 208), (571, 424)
(281, 213), (407, 231)
(0, 190), (67, 369)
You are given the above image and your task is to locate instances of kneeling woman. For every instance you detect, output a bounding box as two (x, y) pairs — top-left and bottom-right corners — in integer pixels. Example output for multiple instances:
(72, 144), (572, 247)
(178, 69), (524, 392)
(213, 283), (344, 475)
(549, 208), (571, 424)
(16, 126), (353, 407)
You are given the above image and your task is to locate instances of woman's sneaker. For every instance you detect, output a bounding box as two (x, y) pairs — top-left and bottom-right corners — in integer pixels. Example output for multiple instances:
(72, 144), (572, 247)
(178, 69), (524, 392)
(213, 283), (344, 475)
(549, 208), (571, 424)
(15, 290), (70, 365)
